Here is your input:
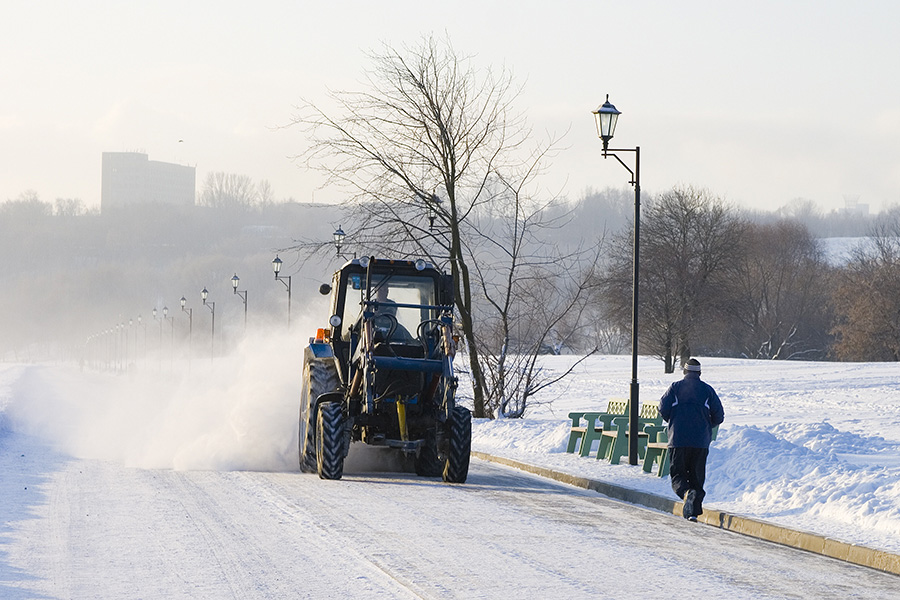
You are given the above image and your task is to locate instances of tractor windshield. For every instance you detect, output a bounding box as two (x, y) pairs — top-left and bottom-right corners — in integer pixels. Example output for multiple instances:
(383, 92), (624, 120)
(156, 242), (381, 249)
(341, 272), (438, 342)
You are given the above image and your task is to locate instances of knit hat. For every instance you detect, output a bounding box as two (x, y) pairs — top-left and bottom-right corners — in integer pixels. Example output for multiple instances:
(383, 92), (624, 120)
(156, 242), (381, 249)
(683, 358), (701, 373)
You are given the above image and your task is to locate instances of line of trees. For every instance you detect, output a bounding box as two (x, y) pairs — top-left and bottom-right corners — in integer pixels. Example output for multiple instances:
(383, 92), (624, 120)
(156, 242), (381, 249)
(594, 186), (899, 372)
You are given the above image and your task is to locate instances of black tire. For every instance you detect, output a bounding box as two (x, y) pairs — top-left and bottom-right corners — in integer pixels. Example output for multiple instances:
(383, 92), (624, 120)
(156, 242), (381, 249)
(414, 429), (442, 477)
(442, 406), (471, 483)
(316, 401), (345, 480)
(299, 358), (340, 473)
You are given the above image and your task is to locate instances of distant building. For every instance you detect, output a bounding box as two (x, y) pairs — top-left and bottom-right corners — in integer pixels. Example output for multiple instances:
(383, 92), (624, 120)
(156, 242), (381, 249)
(101, 152), (195, 212)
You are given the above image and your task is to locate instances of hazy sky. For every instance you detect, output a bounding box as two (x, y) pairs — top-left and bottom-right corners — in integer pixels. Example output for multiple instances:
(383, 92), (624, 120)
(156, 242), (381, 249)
(2, 1), (898, 213)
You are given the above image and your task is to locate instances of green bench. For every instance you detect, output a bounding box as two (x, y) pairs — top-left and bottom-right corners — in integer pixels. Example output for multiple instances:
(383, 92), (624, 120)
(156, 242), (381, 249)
(643, 424), (720, 477)
(596, 404), (665, 465)
(642, 429), (671, 477)
(566, 400), (628, 457)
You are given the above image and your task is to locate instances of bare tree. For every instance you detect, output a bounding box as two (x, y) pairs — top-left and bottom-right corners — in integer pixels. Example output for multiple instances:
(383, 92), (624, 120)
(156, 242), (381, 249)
(291, 35), (572, 417)
(465, 173), (601, 417)
(598, 186), (745, 372)
(257, 180), (276, 206)
(831, 209), (900, 361)
(719, 220), (832, 360)
(54, 198), (86, 217)
(199, 172), (258, 210)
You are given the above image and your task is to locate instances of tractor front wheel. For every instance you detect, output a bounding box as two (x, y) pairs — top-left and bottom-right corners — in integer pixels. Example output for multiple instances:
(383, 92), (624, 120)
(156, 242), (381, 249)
(442, 406), (471, 483)
(299, 358), (339, 473)
(316, 401), (345, 480)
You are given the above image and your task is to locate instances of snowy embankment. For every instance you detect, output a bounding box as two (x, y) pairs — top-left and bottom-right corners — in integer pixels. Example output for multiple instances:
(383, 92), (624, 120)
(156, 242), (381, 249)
(1, 341), (899, 556)
(471, 355), (900, 555)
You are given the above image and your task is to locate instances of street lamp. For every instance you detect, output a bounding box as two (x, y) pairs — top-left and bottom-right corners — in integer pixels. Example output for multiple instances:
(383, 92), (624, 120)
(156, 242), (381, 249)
(163, 306), (174, 360)
(137, 315), (147, 363)
(272, 255), (292, 327)
(593, 94), (642, 466)
(428, 193), (443, 231)
(115, 323), (122, 372)
(333, 226), (346, 256)
(201, 287), (216, 360)
(231, 273), (248, 329)
(127, 318), (133, 368)
(153, 307), (163, 370)
(181, 296), (193, 367)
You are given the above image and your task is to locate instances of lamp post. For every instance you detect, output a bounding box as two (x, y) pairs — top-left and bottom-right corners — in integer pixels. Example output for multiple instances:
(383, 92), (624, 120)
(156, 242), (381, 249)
(115, 323), (122, 373)
(201, 287), (215, 361)
(333, 226), (346, 257)
(153, 307), (163, 371)
(163, 306), (174, 368)
(272, 255), (292, 327)
(231, 273), (248, 330)
(593, 94), (642, 466)
(137, 315), (147, 364)
(127, 318), (133, 369)
(428, 193), (443, 231)
(180, 296), (193, 369)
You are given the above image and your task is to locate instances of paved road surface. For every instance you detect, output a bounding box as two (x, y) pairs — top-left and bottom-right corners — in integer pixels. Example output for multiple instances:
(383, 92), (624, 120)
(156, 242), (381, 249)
(1, 434), (896, 599)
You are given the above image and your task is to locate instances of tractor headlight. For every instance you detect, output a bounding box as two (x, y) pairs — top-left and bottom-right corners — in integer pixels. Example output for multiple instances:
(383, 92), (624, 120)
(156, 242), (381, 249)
(329, 314), (342, 327)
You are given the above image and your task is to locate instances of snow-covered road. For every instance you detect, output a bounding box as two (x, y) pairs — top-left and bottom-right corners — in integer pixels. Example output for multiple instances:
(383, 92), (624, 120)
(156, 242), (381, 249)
(2, 432), (897, 600)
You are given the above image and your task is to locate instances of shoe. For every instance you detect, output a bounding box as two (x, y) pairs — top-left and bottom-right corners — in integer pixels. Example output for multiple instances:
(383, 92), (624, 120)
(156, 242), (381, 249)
(687, 516), (698, 522)
(683, 490), (696, 519)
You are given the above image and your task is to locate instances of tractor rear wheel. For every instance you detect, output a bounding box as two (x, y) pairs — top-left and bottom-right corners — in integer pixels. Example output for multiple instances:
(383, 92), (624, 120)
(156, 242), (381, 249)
(299, 358), (340, 473)
(316, 401), (345, 480)
(442, 406), (471, 483)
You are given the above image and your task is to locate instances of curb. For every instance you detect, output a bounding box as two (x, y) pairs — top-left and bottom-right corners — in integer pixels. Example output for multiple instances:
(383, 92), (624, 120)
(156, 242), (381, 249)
(471, 451), (900, 577)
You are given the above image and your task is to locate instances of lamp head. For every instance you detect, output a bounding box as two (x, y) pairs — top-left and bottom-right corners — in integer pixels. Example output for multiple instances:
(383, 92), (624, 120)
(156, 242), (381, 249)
(333, 227), (346, 255)
(593, 94), (621, 151)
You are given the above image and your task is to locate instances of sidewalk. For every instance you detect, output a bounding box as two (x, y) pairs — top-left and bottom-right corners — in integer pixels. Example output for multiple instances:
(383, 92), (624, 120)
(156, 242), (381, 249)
(472, 451), (900, 577)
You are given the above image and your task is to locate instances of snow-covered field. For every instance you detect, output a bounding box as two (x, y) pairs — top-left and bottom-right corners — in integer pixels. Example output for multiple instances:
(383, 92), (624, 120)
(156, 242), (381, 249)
(472, 355), (900, 555)
(1, 332), (899, 570)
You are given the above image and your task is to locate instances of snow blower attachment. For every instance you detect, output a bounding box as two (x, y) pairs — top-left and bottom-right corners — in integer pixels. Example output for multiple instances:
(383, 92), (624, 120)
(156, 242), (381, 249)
(299, 257), (471, 482)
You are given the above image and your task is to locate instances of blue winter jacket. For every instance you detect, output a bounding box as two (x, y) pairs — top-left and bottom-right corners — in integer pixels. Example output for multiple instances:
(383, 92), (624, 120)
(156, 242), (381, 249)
(658, 372), (725, 449)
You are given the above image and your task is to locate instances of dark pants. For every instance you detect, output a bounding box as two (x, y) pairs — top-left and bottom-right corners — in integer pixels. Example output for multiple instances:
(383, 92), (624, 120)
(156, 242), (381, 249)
(669, 446), (709, 518)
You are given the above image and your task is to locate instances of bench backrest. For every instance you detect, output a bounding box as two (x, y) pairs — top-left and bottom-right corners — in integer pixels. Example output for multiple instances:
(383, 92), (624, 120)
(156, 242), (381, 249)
(639, 404), (659, 420)
(606, 400), (628, 415)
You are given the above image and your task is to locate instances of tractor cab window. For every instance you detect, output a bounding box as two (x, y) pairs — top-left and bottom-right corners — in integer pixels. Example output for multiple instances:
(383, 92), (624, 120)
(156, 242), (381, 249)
(341, 272), (437, 343)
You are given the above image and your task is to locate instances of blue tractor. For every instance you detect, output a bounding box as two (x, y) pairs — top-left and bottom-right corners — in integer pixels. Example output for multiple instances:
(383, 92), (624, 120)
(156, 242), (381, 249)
(299, 256), (471, 482)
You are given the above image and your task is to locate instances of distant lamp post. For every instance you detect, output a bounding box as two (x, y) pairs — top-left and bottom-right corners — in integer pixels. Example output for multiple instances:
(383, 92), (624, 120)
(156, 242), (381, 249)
(592, 94), (642, 466)
(428, 193), (443, 231)
(272, 255), (292, 327)
(180, 296), (193, 368)
(231, 273), (248, 329)
(126, 318), (133, 368)
(137, 315), (147, 363)
(333, 226), (346, 256)
(163, 305), (174, 351)
(152, 307), (163, 371)
(201, 287), (216, 360)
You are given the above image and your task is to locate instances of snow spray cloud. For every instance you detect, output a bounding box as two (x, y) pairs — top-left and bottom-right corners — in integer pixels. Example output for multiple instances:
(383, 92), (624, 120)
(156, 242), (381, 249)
(5, 319), (322, 471)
